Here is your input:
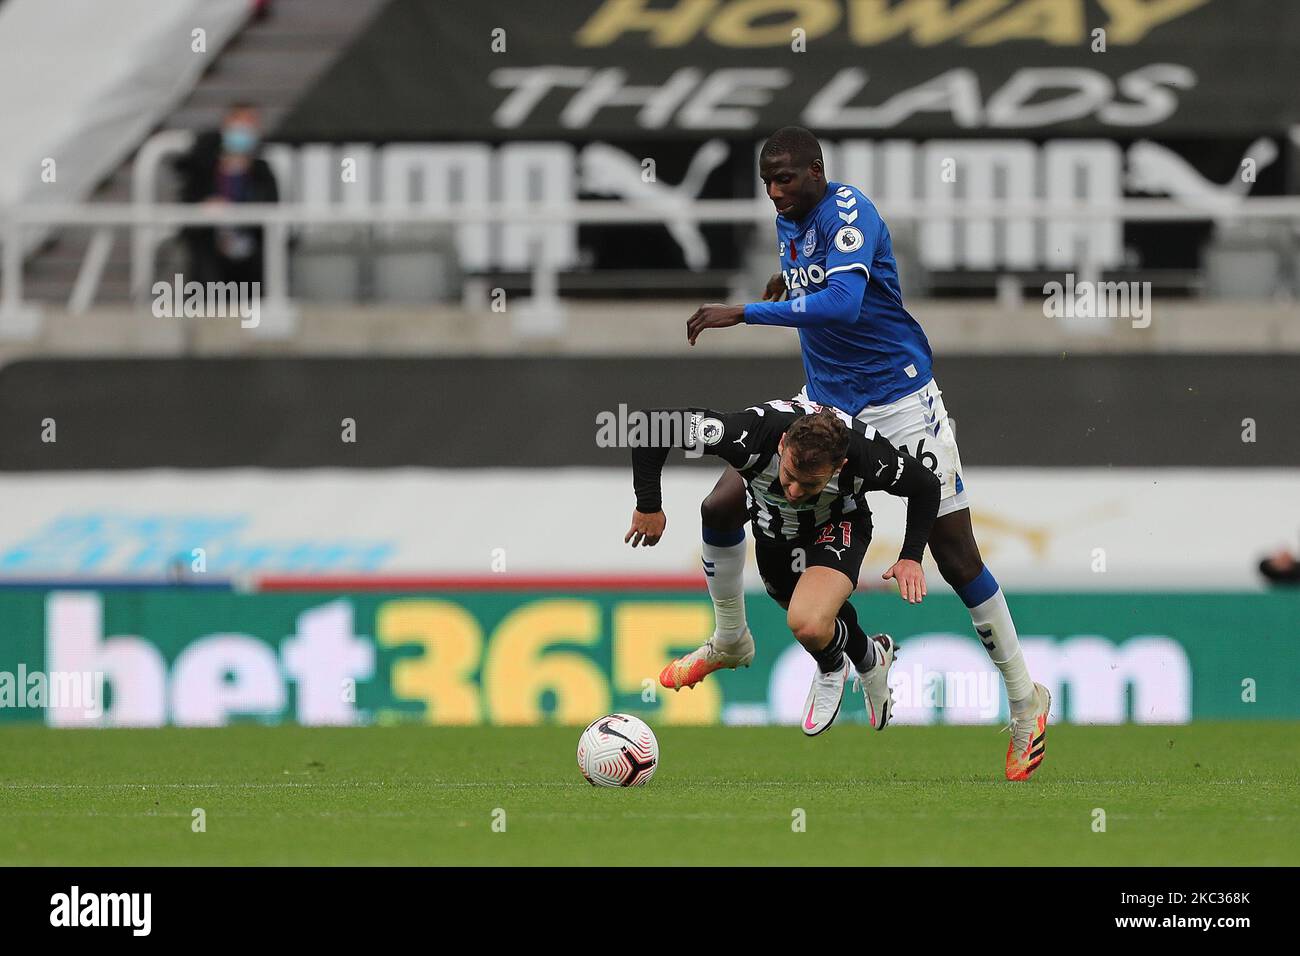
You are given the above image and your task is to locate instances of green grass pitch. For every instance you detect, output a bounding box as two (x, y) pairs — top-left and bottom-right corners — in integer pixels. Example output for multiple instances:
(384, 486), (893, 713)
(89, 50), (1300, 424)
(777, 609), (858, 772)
(2, 722), (1297, 866)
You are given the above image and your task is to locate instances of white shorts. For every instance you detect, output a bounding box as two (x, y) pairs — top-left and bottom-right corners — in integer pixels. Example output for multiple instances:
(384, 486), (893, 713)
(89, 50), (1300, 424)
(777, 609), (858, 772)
(795, 378), (970, 518)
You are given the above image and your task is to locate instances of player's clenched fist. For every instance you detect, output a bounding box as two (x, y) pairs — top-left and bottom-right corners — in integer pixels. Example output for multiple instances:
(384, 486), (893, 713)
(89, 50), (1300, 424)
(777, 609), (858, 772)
(882, 558), (927, 604)
(762, 273), (787, 301)
(625, 509), (667, 548)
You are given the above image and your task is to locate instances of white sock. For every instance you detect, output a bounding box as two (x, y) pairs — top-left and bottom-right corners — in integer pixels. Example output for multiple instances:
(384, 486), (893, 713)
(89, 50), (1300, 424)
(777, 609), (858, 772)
(702, 537), (747, 648)
(969, 588), (1036, 716)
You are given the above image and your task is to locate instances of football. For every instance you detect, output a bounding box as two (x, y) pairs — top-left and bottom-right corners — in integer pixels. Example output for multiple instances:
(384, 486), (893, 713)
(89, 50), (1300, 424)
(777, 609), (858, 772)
(576, 713), (659, 787)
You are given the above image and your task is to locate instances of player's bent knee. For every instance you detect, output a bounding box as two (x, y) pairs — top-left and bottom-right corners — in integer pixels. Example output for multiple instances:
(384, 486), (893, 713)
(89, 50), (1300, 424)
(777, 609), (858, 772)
(932, 541), (984, 589)
(936, 553), (983, 590)
(930, 515), (984, 587)
(786, 610), (834, 650)
(700, 495), (743, 531)
(701, 470), (747, 531)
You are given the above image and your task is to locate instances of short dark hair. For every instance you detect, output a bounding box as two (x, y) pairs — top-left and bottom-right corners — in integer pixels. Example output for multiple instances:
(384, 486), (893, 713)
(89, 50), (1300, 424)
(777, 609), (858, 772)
(760, 126), (823, 169)
(784, 409), (849, 472)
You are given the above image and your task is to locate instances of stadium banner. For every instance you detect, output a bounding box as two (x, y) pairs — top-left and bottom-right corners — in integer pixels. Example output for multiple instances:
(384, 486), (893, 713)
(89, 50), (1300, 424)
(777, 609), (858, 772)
(280, 0), (1300, 139)
(0, 467), (1297, 590)
(266, 2), (1299, 276)
(255, 133), (1291, 276)
(1, 588), (1296, 727)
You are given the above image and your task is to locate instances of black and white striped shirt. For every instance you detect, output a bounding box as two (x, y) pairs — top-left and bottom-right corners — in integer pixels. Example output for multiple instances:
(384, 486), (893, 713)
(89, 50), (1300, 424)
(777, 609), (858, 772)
(631, 399), (940, 560)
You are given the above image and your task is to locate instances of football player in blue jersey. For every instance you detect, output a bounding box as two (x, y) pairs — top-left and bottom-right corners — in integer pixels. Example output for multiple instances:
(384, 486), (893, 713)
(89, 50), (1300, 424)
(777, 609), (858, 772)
(669, 126), (1050, 780)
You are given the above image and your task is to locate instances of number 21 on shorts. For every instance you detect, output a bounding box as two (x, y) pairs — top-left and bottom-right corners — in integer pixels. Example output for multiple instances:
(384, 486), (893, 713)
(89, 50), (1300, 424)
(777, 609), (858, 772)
(815, 520), (852, 547)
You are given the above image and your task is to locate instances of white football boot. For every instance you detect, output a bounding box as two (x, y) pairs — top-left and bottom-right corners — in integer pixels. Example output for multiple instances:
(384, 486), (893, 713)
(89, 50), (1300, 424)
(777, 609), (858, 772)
(801, 654), (851, 736)
(659, 626), (755, 691)
(852, 634), (897, 731)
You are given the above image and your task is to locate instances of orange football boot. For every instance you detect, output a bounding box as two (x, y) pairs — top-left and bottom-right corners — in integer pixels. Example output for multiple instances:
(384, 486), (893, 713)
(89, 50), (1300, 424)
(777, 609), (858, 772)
(1005, 682), (1051, 781)
(659, 628), (755, 690)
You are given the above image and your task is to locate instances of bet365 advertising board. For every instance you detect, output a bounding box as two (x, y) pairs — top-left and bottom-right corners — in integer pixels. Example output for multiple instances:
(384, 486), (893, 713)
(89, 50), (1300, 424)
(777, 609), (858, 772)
(1, 588), (1296, 726)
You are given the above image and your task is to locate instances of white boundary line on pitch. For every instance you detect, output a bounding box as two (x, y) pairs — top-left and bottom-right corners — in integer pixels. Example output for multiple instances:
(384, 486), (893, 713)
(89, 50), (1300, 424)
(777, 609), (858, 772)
(0, 778), (1279, 790)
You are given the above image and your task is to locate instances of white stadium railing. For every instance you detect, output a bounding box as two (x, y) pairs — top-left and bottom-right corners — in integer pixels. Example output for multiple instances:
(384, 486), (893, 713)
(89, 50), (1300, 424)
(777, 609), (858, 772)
(3, 194), (1300, 339)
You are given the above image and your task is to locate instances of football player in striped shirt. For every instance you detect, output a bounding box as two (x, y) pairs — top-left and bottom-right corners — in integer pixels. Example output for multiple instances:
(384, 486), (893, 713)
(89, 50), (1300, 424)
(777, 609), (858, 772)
(675, 126), (1050, 780)
(625, 402), (939, 735)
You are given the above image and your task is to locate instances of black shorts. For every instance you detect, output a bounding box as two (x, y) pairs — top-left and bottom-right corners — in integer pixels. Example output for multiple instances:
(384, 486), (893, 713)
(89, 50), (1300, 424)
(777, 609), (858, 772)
(754, 510), (873, 605)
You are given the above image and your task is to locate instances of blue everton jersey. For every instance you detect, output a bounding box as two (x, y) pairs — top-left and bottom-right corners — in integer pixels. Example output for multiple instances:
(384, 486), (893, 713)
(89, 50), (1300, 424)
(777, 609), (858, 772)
(772, 181), (932, 413)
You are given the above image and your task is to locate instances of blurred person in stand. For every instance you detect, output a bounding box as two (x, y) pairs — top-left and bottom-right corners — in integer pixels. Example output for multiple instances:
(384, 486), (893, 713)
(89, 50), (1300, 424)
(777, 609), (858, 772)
(174, 102), (278, 286)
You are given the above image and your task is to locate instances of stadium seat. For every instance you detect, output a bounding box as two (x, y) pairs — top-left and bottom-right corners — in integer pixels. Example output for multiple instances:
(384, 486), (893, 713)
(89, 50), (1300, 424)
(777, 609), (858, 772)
(1203, 225), (1286, 298)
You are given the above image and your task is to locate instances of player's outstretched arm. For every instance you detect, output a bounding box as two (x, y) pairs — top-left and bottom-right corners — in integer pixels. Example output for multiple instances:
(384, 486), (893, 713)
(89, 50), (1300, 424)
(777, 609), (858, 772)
(686, 270), (864, 343)
(741, 269), (866, 331)
(627, 408), (757, 546)
(854, 431), (941, 603)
